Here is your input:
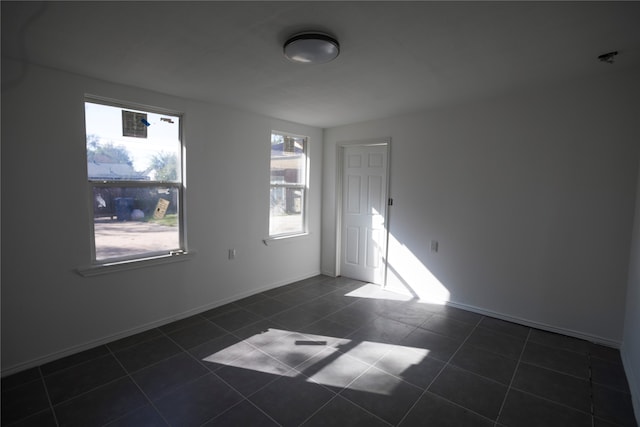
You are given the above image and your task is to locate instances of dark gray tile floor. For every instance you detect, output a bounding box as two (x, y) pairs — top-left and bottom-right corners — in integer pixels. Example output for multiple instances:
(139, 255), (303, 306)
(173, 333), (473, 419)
(1, 275), (637, 426)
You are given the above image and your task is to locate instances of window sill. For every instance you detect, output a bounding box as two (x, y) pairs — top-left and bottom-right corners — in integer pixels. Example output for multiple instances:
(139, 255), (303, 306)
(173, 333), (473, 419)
(263, 233), (310, 246)
(77, 251), (195, 277)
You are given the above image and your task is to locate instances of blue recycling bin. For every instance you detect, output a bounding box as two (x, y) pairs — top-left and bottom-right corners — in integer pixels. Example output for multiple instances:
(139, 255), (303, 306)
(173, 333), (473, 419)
(114, 197), (134, 221)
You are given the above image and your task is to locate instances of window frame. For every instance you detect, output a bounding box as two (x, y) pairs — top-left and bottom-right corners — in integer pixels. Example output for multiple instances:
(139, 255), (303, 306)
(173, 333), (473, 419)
(84, 95), (187, 268)
(268, 130), (309, 239)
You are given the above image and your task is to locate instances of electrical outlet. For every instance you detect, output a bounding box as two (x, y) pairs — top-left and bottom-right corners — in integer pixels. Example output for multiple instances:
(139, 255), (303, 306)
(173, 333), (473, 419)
(228, 249), (237, 260)
(430, 240), (439, 253)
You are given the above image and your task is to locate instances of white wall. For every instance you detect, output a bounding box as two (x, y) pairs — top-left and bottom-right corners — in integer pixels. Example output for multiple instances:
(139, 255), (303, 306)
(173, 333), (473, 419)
(323, 68), (640, 344)
(1, 60), (323, 373)
(622, 161), (640, 421)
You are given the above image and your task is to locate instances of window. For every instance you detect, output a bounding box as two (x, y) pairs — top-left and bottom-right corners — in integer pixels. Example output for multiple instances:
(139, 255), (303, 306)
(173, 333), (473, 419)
(269, 131), (308, 237)
(84, 98), (184, 263)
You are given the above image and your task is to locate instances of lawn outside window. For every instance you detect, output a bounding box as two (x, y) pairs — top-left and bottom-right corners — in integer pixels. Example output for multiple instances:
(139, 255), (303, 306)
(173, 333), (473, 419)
(269, 131), (309, 238)
(83, 97), (186, 267)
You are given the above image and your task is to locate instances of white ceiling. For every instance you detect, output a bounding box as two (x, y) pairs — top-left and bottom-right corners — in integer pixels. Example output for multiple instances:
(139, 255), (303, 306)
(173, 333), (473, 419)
(3, 1), (640, 128)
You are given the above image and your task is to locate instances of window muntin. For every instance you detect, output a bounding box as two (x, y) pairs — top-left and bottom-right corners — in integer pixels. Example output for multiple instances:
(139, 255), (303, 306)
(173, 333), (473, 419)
(269, 132), (308, 237)
(85, 99), (184, 263)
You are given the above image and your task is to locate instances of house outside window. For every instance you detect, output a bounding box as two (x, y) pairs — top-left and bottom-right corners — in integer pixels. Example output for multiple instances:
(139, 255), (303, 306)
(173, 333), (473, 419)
(84, 98), (184, 263)
(269, 131), (308, 237)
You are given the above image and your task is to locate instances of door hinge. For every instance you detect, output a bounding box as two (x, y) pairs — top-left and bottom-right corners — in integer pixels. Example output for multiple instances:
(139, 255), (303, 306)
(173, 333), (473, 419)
(388, 198), (393, 206)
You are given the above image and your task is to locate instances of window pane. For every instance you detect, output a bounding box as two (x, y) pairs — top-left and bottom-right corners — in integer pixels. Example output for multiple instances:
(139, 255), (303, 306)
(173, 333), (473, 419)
(93, 186), (180, 261)
(270, 133), (306, 185)
(269, 131), (308, 237)
(85, 102), (181, 182)
(85, 99), (184, 264)
(269, 187), (304, 236)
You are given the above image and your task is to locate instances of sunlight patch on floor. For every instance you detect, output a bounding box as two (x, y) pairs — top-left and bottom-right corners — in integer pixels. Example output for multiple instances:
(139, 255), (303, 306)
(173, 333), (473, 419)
(201, 328), (431, 396)
(344, 283), (414, 302)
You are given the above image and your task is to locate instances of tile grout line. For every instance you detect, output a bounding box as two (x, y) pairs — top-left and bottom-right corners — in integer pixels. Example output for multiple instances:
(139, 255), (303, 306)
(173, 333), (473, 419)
(298, 393), (393, 427)
(512, 358), (592, 382)
(229, 285), (349, 330)
(266, 284), (341, 308)
(396, 313), (486, 426)
(1, 280), (357, 425)
(38, 366), (61, 427)
(217, 279), (367, 425)
(439, 360), (520, 389)
(198, 398), (282, 427)
(152, 281), (355, 426)
(11, 278), (616, 426)
(136, 307), (316, 423)
(504, 386), (594, 417)
(283, 291), (421, 426)
(527, 335), (592, 358)
(207, 304), (350, 405)
(493, 327), (532, 427)
(26, 368), (174, 427)
(294, 330), (411, 425)
(34, 358), (153, 417)
(20, 284), (350, 425)
(587, 348), (595, 427)
(110, 338), (191, 377)
(3, 408), (58, 427)
(157, 313), (212, 336)
(34, 373), (131, 409)
(38, 347), (113, 379)
(157, 323), (282, 427)
(425, 390), (500, 426)
(413, 313), (496, 344)
(106, 329), (165, 354)
(104, 345), (172, 427)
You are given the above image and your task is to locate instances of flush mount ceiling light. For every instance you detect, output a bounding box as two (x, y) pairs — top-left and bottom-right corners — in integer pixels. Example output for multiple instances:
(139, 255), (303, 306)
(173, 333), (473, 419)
(283, 32), (340, 64)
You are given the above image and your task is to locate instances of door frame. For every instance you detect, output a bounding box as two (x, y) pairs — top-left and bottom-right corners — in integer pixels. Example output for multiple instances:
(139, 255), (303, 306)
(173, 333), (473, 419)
(335, 138), (391, 285)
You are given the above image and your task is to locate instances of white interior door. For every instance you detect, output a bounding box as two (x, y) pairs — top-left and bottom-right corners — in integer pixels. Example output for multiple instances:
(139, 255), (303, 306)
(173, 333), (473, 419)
(340, 144), (389, 285)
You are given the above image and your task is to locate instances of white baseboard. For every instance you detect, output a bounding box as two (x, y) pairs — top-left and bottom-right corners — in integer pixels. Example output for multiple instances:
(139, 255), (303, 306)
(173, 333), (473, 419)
(1, 271), (321, 377)
(4, 272), (623, 377)
(320, 269), (338, 277)
(445, 300), (622, 348)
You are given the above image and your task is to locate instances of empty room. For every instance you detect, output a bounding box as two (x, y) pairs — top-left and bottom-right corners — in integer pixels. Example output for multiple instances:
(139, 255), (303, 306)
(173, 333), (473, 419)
(1, 2), (639, 426)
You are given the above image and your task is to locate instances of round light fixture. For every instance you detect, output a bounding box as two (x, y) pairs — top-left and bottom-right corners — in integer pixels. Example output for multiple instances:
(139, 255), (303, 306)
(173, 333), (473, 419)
(283, 32), (340, 64)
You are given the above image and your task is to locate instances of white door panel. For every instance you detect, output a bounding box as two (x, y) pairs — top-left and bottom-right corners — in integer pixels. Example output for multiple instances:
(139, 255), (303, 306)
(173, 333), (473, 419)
(347, 175), (361, 213)
(346, 227), (360, 265)
(341, 144), (388, 284)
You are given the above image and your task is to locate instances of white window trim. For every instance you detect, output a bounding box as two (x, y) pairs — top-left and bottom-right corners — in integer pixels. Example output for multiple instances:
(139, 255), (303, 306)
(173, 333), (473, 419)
(269, 130), (310, 239)
(76, 250), (195, 277)
(263, 232), (310, 246)
(82, 95), (188, 270)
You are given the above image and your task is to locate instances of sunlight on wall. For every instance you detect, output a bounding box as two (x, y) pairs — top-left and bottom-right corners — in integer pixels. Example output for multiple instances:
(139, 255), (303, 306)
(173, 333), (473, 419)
(358, 207), (449, 304)
(385, 233), (450, 304)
